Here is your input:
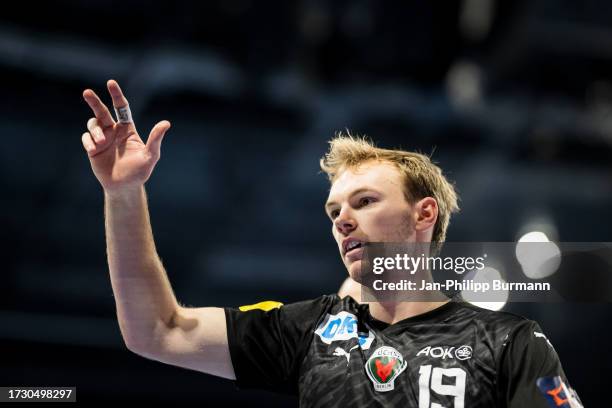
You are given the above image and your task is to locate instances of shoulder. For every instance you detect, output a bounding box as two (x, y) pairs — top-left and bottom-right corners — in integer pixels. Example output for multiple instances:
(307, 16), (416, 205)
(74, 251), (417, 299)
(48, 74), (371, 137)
(244, 294), (347, 330)
(453, 301), (530, 328)
(280, 294), (343, 315)
(279, 294), (363, 327)
(449, 302), (541, 346)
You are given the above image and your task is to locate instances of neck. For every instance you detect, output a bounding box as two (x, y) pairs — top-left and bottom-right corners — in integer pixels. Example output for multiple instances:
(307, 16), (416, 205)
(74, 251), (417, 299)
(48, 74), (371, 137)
(358, 268), (450, 324)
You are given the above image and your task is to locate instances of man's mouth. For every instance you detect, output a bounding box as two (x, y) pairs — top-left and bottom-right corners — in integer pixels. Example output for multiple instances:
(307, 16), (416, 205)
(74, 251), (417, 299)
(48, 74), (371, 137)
(345, 241), (363, 254)
(342, 237), (368, 258)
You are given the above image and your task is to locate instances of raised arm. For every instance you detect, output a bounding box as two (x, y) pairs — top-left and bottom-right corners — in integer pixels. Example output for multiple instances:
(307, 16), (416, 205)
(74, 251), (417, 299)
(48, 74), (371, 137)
(82, 80), (234, 379)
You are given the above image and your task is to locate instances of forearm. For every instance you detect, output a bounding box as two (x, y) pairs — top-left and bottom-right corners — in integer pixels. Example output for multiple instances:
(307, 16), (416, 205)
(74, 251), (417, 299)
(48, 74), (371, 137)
(104, 186), (179, 350)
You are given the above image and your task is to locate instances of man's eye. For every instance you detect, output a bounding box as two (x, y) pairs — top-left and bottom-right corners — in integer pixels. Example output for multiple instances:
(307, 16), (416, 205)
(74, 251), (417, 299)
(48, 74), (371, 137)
(359, 197), (374, 207)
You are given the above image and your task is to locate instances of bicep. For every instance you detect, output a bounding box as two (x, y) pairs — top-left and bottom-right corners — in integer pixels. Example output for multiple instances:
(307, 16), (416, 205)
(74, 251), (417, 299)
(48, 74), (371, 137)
(134, 306), (236, 380)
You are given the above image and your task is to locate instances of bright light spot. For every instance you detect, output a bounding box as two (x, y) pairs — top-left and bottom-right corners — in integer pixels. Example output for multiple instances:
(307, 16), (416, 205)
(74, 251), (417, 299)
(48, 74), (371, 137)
(518, 231), (549, 243)
(459, 0), (494, 41)
(468, 300), (507, 312)
(446, 61), (482, 109)
(517, 216), (558, 242)
(462, 266), (508, 311)
(516, 231), (561, 279)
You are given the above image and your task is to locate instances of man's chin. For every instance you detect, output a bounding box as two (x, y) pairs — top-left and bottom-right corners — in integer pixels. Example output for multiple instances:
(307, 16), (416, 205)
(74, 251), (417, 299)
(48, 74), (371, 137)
(347, 260), (363, 283)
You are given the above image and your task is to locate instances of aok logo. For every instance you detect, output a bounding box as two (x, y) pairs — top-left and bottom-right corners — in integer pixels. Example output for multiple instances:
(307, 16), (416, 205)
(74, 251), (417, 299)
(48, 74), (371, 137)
(416, 345), (473, 360)
(314, 311), (374, 349)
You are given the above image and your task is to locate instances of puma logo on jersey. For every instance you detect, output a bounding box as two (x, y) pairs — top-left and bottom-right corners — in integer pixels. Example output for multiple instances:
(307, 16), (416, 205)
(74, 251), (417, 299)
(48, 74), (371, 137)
(333, 345), (358, 365)
(416, 345), (473, 360)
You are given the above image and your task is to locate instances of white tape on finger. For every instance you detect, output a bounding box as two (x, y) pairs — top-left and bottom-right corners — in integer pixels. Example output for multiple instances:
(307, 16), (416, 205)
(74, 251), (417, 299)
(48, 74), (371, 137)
(114, 105), (133, 124)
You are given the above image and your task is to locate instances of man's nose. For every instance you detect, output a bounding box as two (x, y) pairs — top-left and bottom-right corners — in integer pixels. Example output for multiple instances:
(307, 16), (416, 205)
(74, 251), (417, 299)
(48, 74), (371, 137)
(335, 209), (357, 235)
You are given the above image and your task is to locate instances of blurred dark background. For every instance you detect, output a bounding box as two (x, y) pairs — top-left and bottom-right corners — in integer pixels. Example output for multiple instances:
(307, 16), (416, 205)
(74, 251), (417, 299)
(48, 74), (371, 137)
(1, 0), (611, 405)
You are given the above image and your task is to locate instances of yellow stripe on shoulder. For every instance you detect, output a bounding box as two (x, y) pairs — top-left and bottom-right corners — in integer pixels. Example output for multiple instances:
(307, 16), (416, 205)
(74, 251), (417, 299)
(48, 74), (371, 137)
(239, 300), (284, 312)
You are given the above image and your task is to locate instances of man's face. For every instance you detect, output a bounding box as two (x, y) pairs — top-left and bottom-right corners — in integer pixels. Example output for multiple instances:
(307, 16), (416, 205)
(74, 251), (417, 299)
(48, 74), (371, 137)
(325, 160), (416, 280)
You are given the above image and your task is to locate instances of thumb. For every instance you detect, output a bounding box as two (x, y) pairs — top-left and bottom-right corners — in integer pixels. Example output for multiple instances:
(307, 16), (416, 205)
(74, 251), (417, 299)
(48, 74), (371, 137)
(146, 120), (171, 159)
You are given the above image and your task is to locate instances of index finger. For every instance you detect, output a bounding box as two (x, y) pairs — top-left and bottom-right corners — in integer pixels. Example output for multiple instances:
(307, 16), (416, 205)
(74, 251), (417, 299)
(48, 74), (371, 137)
(107, 79), (129, 108)
(82, 89), (115, 128)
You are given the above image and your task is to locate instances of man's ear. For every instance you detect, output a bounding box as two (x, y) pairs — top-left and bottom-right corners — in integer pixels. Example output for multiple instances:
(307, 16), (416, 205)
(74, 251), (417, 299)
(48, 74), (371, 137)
(414, 197), (438, 233)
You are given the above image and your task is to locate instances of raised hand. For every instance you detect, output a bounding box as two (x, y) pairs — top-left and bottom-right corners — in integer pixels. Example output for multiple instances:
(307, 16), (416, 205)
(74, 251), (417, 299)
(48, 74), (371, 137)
(82, 80), (171, 194)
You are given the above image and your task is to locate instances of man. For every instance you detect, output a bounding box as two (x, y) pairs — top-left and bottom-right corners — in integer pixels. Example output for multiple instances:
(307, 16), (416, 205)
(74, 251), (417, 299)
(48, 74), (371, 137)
(82, 80), (582, 407)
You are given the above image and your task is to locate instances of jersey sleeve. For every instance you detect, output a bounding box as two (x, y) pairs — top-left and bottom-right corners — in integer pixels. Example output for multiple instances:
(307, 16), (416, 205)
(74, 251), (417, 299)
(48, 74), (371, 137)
(224, 295), (336, 394)
(498, 320), (583, 408)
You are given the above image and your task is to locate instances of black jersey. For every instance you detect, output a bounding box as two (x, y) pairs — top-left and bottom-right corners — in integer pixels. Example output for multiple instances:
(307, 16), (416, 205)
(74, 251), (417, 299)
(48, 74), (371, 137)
(225, 295), (582, 407)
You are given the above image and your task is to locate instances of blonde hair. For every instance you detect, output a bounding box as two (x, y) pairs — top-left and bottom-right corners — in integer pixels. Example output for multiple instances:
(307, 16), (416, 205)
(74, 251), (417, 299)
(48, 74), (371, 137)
(319, 132), (460, 243)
